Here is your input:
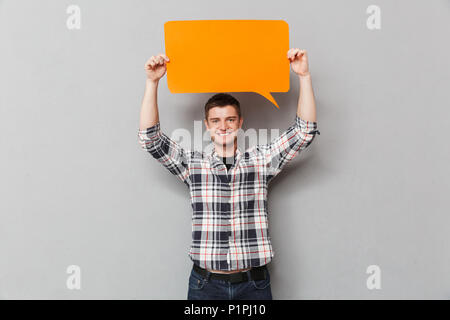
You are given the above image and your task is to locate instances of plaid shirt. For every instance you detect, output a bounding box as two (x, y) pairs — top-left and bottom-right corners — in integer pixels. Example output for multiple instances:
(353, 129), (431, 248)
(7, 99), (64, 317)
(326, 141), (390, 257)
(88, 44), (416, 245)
(138, 115), (320, 271)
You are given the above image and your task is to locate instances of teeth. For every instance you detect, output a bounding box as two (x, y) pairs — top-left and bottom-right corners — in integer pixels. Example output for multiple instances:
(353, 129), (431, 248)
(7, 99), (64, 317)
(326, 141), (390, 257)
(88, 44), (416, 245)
(217, 132), (232, 136)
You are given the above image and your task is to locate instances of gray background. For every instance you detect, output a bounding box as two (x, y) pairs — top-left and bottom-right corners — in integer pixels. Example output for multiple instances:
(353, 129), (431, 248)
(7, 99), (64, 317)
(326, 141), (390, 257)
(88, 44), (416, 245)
(1, 0), (449, 299)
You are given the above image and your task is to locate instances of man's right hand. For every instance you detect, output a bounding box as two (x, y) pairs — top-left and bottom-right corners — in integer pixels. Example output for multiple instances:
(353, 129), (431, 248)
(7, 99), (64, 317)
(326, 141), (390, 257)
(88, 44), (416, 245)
(145, 53), (170, 82)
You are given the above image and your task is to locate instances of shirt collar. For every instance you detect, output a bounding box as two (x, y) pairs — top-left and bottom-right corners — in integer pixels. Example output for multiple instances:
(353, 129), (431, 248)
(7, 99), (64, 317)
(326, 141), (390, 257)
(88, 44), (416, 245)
(208, 146), (243, 167)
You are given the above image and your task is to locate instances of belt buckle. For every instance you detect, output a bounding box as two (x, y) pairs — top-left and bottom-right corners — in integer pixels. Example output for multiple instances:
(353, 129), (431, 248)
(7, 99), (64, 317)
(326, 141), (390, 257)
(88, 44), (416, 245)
(229, 272), (245, 284)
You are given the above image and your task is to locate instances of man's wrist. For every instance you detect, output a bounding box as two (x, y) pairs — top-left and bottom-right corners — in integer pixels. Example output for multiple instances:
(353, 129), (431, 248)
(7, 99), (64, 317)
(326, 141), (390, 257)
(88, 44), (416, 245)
(298, 72), (311, 79)
(146, 79), (159, 86)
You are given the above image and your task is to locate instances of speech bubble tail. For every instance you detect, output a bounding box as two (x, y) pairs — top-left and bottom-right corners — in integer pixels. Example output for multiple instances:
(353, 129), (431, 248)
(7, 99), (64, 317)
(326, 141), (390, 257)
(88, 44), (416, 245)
(258, 92), (280, 109)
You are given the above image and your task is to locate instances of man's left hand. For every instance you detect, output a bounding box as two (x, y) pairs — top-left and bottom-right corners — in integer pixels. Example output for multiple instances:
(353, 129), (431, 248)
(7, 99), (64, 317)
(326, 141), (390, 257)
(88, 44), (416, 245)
(287, 48), (310, 77)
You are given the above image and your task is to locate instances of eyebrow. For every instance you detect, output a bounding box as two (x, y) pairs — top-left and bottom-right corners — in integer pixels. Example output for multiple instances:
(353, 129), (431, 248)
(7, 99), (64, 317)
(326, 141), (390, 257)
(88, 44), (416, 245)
(209, 116), (238, 120)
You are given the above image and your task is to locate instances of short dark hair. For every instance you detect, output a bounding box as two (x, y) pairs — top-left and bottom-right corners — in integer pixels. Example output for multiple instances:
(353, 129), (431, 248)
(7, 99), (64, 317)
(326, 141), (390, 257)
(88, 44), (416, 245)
(204, 93), (241, 120)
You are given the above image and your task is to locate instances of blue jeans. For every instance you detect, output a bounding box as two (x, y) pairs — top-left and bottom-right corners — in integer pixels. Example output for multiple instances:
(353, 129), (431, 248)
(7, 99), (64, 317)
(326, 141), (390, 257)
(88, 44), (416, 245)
(187, 265), (273, 300)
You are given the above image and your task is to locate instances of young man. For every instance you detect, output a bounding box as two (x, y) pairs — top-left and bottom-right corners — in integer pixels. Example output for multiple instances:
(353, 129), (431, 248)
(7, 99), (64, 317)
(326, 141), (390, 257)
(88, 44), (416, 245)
(138, 48), (320, 300)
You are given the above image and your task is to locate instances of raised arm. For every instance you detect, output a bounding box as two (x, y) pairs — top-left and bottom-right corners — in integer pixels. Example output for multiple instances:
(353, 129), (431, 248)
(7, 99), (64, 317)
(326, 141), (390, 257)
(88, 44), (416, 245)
(138, 54), (191, 186)
(257, 48), (320, 177)
(287, 48), (317, 122)
(139, 54), (169, 130)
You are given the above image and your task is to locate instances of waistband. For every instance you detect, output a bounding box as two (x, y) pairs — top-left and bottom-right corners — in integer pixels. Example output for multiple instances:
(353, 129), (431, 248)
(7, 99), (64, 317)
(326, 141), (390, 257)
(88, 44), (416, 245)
(192, 263), (268, 284)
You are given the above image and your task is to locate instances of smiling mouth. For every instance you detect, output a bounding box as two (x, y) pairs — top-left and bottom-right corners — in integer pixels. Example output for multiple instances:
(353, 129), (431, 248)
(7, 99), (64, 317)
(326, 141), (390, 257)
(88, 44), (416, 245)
(216, 131), (233, 136)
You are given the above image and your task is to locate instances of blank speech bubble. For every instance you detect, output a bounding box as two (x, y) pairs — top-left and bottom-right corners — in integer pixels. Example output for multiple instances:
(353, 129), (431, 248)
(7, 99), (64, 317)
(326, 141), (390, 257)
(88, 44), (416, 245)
(164, 20), (290, 109)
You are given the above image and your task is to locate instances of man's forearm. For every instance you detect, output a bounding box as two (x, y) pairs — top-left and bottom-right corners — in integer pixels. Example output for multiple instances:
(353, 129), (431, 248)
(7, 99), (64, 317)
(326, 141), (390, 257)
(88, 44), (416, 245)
(139, 79), (160, 130)
(297, 73), (317, 122)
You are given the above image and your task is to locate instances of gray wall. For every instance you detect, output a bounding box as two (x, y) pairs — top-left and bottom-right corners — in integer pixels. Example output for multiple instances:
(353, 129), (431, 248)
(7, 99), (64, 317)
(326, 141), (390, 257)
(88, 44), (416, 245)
(1, 0), (449, 299)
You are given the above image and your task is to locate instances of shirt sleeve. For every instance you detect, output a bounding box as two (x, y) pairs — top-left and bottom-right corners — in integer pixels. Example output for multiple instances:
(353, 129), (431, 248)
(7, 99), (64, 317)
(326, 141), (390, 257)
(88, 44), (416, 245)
(138, 122), (191, 186)
(257, 115), (320, 177)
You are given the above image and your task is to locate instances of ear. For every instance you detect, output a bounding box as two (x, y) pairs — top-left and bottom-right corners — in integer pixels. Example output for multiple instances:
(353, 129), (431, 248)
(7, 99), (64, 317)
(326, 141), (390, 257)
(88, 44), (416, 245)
(239, 116), (244, 129)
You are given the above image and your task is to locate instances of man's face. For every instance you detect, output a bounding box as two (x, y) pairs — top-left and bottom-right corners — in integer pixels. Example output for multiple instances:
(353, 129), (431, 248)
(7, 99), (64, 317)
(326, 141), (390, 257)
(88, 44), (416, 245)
(204, 105), (243, 148)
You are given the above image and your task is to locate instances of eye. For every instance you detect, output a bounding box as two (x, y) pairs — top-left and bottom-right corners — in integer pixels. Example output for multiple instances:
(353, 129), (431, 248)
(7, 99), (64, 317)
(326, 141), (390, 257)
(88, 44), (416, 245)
(228, 119), (235, 122)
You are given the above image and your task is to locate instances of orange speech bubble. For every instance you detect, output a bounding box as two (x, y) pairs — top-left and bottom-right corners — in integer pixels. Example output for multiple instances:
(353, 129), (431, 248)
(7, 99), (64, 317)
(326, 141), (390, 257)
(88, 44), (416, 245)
(164, 20), (290, 109)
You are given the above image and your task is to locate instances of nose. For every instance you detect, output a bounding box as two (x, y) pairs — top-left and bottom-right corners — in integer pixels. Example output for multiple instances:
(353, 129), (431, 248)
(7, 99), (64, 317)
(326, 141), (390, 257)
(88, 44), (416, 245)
(219, 121), (227, 131)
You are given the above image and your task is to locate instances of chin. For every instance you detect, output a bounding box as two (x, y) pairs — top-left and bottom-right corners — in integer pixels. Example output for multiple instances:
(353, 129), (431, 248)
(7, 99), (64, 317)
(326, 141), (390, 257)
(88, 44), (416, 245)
(213, 137), (234, 147)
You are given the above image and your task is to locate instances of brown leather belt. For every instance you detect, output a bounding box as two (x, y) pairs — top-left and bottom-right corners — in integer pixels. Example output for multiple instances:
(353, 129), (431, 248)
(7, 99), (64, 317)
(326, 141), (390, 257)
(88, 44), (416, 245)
(193, 263), (267, 284)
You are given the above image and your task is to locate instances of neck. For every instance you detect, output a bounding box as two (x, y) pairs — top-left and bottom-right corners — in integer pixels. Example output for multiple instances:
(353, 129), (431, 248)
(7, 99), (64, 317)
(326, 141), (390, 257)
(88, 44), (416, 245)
(214, 140), (237, 157)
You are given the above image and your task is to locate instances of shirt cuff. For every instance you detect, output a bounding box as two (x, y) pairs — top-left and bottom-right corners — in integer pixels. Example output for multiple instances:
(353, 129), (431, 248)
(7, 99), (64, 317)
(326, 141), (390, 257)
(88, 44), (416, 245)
(295, 115), (320, 135)
(138, 121), (162, 142)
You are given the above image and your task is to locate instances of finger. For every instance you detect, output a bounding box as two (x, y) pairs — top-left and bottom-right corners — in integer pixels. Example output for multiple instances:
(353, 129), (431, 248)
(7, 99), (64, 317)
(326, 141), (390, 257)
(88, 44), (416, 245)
(162, 54), (170, 62)
(288, 50), (295, 60)
(146, 57), (154, 66)
(287, 48), (293, 56)
(299, 51), (307, 60)
(288, 48), (300, 59)
(288, 52), (298, 60)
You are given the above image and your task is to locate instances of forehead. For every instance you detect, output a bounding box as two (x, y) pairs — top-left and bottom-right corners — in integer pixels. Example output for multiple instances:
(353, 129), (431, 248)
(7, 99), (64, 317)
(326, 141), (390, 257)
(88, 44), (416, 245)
(208, 105), (239, 119)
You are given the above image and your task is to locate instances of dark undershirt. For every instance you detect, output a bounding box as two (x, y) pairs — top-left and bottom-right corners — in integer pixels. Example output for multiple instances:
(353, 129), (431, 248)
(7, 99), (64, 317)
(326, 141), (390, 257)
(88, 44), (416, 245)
(221, 155), (236, 171)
